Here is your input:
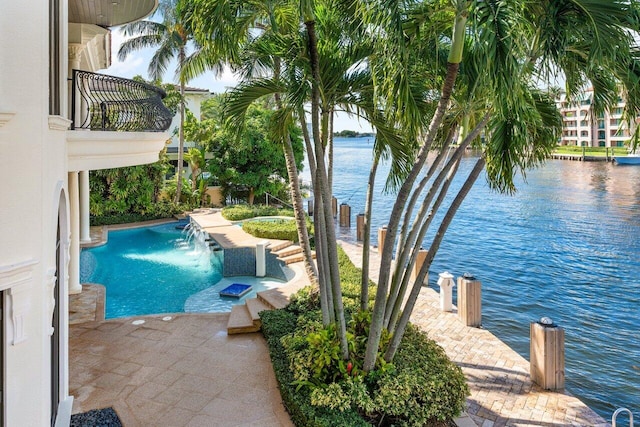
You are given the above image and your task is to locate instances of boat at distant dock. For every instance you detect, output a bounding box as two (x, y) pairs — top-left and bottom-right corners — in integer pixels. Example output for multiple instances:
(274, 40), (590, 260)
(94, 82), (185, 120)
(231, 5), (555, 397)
(613, 151), (640, 165)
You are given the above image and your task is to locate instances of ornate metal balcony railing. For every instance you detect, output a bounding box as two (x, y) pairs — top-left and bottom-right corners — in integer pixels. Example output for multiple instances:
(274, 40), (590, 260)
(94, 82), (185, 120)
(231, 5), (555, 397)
(71, 70), (173, 132)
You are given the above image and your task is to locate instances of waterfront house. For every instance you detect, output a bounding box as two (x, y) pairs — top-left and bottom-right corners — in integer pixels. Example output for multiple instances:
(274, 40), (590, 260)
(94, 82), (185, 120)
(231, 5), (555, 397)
(0, 1), (170, 425)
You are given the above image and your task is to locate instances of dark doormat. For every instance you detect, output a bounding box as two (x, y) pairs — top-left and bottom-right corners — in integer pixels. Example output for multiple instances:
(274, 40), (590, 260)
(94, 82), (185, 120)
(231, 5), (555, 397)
(70, 407), (122, 427)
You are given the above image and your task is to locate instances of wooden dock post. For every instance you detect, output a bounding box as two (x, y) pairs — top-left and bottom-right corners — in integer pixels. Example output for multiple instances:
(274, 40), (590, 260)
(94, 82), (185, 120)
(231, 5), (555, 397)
(530, 320), (565, 390)
(457, 274), (481, 327)
(411, 249), (428, 285)
(356, 214), (365, 241)
(332, 196), (338, 218)
(339, 203), (351, 227)
(377, 226), (387, 254)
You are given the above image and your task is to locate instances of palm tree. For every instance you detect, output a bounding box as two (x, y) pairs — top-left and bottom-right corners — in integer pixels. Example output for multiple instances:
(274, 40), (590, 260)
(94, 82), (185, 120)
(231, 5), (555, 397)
(118, 0), (194, 203)
(183, 0), (640, 374)
(362, 0), (640, 369)
(181, 0), (319, 281)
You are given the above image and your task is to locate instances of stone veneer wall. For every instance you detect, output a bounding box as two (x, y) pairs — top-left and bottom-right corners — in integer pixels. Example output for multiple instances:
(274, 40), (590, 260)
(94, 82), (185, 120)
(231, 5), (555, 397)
(222, 247), (290, 281)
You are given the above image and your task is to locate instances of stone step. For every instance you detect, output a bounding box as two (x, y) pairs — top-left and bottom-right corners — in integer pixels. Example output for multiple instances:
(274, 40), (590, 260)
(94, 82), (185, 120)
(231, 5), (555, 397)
(257, 289), (290, 310)
(278, 250), (316, 265)
(227, 305), (260, 335)
(269, 240), (294, 252)
(273, 244), (303, 258)
(245, 297), (271, 323)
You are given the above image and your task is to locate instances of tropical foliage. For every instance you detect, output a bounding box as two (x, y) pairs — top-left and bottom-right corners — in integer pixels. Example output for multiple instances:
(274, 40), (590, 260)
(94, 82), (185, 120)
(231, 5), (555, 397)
(187, 96), (305, 204)
(262, 249), (467, 426)
(159, 0), (640, 423)
(88, 151), (185, 225)
(118, 0), (216, 203)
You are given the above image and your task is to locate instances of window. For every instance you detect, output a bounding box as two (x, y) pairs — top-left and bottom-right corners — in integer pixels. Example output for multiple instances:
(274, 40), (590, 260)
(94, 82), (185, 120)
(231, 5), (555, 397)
(599, 141), (606, 147)
(581, 99), (591, 105)
(617, 141), (625, 147)
(49, 0), (61, 115)
(580, 120), (589, 127)
(610, 119), (620, 126)
(598, 120), (605, 129)
(598, 131), (606, 139)
(613, 107), (623, 115)
(581, 131), (588, 137)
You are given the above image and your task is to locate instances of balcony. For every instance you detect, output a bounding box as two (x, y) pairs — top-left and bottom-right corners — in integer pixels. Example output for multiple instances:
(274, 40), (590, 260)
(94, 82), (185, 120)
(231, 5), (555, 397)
(67, 70), (173, 171)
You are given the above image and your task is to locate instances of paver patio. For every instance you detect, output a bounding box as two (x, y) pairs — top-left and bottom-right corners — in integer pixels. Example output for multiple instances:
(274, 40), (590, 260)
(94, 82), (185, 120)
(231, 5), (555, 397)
(70, 314), (293, 427)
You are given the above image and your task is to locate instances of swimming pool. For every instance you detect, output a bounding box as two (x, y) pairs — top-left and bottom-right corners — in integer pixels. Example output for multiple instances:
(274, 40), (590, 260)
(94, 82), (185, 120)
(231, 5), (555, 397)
(80, 222), (284, 318)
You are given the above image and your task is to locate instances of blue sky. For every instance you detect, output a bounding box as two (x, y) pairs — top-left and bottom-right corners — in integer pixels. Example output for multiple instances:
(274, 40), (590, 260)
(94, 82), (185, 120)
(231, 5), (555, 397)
(105, 27), (374, 132)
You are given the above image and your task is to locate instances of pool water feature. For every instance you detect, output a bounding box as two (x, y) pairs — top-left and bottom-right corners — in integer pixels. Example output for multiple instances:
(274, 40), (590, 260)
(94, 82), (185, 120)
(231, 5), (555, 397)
(80, 222), (284, 318)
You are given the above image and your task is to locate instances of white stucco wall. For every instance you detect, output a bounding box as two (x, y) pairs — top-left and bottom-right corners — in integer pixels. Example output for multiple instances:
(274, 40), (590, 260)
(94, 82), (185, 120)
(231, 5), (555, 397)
(1, 0), (71, 425)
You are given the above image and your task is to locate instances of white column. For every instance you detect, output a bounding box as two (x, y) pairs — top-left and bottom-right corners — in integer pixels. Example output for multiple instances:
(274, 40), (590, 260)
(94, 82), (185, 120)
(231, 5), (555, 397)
(79, 170), (90, 243)
(68, 172), (82, 294)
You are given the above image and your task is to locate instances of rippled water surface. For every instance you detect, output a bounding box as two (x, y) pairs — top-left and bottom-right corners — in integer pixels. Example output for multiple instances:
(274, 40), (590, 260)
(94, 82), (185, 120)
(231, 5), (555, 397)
(312, 137), (640, 419)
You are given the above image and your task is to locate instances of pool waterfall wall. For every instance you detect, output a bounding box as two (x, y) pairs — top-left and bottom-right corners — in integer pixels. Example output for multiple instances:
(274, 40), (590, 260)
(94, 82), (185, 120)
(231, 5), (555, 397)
(222, 247), (290, 281)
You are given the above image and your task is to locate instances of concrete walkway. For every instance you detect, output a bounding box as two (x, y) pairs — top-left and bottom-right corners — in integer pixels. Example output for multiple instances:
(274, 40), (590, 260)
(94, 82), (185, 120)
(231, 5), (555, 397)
(70, 314), (294, 427)
(339, 240), (609, 427)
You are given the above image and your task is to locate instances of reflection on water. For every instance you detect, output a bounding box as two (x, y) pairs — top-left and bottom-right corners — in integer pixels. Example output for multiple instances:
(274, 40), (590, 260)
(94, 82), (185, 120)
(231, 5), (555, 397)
(311, 137), (640, 419)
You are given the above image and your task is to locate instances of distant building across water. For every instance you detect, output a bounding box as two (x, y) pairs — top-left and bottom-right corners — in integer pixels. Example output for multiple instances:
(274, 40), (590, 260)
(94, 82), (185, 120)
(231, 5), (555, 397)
(556, 89), (635, 148)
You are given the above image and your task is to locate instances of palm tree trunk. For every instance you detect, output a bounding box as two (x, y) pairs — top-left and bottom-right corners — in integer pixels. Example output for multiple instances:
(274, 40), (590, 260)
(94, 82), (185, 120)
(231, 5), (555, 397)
(360, 151), (379, 311)
(387, 157), (461, 333)
(306, 19), (349, 359)
(327, 110), (334, 193)
(284, 131), (318, 280)
(362, 61), (461, 372)
(175, 48), (186, 204)
(274, 77), (317, 281)
(384, 117), (487, 328)
(384, 157), (485, 362)
(299, 110), (331, 322)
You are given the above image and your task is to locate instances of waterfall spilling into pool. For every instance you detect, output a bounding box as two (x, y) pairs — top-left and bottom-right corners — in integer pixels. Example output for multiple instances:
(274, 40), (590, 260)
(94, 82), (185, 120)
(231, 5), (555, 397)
(80, 221), (283, 318)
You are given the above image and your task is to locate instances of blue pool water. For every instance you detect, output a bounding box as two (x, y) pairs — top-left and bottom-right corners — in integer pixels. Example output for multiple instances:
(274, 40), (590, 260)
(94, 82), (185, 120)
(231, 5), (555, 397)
(80, 223), (282, 318)
(308, 137), (640, 420)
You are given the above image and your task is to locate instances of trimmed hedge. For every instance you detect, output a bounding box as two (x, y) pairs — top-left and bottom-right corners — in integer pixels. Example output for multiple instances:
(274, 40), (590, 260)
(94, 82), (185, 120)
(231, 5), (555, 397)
(261, 247), (469, 427)
(221, 204), (294, 221)
(90, 202), (186, 226)
(242, 219), (313, 242)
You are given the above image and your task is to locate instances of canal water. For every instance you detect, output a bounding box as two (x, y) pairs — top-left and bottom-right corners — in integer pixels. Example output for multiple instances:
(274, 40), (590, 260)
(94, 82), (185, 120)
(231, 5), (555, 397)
(307, 137), (640, 420)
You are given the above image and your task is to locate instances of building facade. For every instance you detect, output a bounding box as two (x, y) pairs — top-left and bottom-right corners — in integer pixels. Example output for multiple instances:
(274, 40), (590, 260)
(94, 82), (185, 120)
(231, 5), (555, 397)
(0, 1), (169, 425)
(556, 89), (632, 148)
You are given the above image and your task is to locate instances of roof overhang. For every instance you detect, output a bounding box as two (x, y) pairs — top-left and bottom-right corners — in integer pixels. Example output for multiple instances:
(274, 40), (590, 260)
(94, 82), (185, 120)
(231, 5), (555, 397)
(69, 0), (158, 27)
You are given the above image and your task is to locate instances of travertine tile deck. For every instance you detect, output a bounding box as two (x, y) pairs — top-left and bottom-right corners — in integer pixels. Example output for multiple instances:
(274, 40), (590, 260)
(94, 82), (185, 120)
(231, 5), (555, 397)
(339, 239), (609, 427)
(70, 314), (294, 427)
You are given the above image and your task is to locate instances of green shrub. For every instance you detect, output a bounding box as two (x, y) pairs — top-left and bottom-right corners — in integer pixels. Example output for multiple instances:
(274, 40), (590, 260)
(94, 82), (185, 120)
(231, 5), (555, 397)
(221, 204), (294, 221)
(90, 202), (186, 226)
(260, 309), (369, 427)
(261, 246), (469, 427)
(241, 218), (313, 242)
